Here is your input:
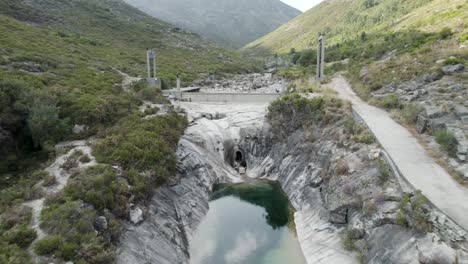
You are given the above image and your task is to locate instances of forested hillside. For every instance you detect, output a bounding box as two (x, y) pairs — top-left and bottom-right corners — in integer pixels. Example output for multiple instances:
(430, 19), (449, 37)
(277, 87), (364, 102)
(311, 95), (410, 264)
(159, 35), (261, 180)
(245, 0), (467, 53)
(0, 0), (257, 170)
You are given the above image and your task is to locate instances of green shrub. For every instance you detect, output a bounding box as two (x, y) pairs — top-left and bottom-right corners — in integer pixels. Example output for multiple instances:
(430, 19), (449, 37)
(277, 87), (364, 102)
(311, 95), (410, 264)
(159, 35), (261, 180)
(34, 235), (61, 255)
(400, 103), (423, 124)
(4, 227), (37, 248)
(0, 242), (33, 264)
(143, 106), (159, 116)
(395, 211), (407, 226)
(298, 49), (316, 67)
(335, 159), (349, 175)
(93, 112), (187, 180)
(357, 131), (375, 144)
(435, 130), (458, 156)
(378, 158), (390, 185)
(125, 169), (152, 200)
(342, 230), (357, 251)
(381, 94), (400, 109)
(444, 57), (463, 66)
(439, 27), (452, 39)
(64, 165), (127, 215)
(0, 206), (32, 230)
(28, 103), (71, 148)
(138, 86), (167, 104)
(79, 154), (91, 163)
(267, 94), (344, 138)
(59, 242), (79, 260)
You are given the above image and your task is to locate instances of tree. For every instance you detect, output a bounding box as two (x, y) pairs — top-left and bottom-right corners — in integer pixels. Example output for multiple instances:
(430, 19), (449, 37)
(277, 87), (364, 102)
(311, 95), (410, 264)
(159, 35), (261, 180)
(298, 49), (316, 66)
(28, 103), (71, 148)
(361, 31), (367, 41)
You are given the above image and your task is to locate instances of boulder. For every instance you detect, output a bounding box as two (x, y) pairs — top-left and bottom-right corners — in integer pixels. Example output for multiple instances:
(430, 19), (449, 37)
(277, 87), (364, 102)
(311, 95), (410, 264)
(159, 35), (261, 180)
(416, 115), (428, 134)
(456, 164), (468, 180)
(453, 105), (468, 118)
(417, 234), (457, 264)
(359, 68), (369, 81)
(73, 124), (88, 134)
(429, 117), (454, 132)
(329, 206), (348, 224)
(448, 84), (463, 92)
(373, 83), (396, 96)
(442, 64), (464, 75)
(95, 216), (108, 231)
(424, 105), (445, 119)
(130, 206), (144, 225)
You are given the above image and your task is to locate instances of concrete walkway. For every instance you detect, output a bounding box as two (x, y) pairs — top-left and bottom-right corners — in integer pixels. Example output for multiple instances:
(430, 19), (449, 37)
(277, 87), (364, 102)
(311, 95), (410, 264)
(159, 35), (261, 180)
(327, 76), (468, 231)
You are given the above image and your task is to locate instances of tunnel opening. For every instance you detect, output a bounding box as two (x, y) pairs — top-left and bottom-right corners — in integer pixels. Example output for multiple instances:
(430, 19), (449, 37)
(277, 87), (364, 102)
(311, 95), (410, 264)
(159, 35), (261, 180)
(234, 150), (247, 174)
(235, 151), (243, 163)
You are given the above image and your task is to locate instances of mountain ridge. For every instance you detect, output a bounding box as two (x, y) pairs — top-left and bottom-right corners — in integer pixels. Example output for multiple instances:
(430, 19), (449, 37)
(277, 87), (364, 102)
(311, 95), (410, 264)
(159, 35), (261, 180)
(123, 0), (301, 48)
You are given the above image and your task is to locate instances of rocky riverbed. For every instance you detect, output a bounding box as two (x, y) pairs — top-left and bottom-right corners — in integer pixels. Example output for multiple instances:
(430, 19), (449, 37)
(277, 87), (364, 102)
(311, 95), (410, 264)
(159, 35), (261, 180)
(117, 96), (468, 263)
(194, 73), (286, 94)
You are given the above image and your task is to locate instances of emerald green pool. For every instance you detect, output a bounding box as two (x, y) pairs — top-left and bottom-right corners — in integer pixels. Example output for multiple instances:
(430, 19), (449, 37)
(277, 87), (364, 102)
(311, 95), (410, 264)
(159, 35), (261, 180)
(189, 181), (306, 264)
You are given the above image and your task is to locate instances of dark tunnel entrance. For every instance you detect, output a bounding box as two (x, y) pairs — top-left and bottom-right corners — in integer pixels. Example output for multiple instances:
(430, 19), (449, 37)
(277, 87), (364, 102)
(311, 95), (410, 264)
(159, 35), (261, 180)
(235, 150), (247, 173)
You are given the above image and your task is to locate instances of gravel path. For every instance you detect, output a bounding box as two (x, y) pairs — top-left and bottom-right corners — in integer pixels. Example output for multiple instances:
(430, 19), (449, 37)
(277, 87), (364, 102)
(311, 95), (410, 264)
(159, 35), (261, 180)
(327, 75), (468, 231)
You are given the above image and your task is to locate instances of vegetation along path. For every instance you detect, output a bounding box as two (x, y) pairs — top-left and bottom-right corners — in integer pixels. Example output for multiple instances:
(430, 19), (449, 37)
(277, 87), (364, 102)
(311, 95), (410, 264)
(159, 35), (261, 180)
(327, 75), (468, 231)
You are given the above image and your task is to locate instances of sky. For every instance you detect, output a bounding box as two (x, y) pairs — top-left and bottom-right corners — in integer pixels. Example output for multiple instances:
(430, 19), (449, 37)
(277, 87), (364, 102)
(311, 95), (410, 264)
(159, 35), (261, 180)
(281, 0), (323, 12)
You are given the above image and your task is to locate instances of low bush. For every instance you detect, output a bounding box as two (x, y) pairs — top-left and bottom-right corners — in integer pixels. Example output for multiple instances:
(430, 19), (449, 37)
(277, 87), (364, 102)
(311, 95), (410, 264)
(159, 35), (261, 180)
(267, 94), (344, 139)
(79, 154), (91, 163)
(64, 165), (128, 215)
(38, 200), (115, 263)
(355, 131), (375, 144)
(34, 235), (61, 255)
(42, 175), (57, 187)
(93, 112), (187, 182)
(342, 230), (357, 251)
(435, 130), (458, 156)
(335, 159), (349, 175)
(0, 206), (32, 230)
(378, 158), (390, 186)
(444, 57), (463, 66)
(400, 103), (423, 124)
(381, 94), (400, 109)
(0, 242), (33, 264)
(297, 49), (316, 67)
(396, 191), (431, 233)
(439, 27), (452, 39)
(4, 227), (37, 248)
(143, 106), (159, 116)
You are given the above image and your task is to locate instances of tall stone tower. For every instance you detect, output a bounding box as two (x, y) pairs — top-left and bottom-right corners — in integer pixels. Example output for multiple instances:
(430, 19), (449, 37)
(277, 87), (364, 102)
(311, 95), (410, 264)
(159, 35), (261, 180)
(146, 49), (161, 87)
(316, 34), (325, 81)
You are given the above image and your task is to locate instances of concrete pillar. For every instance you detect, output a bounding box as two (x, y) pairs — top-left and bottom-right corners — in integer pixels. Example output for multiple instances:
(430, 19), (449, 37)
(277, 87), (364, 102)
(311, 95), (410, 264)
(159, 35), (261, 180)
(146, 49), (160, 88)
(316, 34), (325, 81)
(147, 49), (155, 79)
(176, 75), (181, 100)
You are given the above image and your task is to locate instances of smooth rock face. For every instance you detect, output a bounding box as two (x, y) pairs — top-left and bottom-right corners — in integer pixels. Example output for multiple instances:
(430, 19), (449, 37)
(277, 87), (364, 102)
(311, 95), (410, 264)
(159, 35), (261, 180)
(117, 94), (468, 264)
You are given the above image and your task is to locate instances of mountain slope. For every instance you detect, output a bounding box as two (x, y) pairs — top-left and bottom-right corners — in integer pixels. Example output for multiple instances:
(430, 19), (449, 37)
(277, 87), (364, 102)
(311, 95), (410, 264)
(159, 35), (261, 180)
(245, 0), (467, 53)
(0, 0), (257, 168)
(123, 0), (301, 48)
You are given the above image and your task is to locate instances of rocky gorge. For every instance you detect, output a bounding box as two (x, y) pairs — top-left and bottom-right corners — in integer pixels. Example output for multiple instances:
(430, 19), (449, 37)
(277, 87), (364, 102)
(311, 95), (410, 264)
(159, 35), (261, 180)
(116, 89), (468, 263)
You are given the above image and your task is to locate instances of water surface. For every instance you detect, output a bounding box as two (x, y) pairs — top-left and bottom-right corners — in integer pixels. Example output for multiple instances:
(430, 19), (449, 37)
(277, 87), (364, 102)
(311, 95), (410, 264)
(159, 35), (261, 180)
(189, 181), (306, 264)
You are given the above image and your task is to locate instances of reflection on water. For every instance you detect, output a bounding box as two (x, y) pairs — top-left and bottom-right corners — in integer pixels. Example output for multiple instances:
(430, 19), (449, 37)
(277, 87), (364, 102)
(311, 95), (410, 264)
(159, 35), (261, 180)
(189, 181), (306, 264)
